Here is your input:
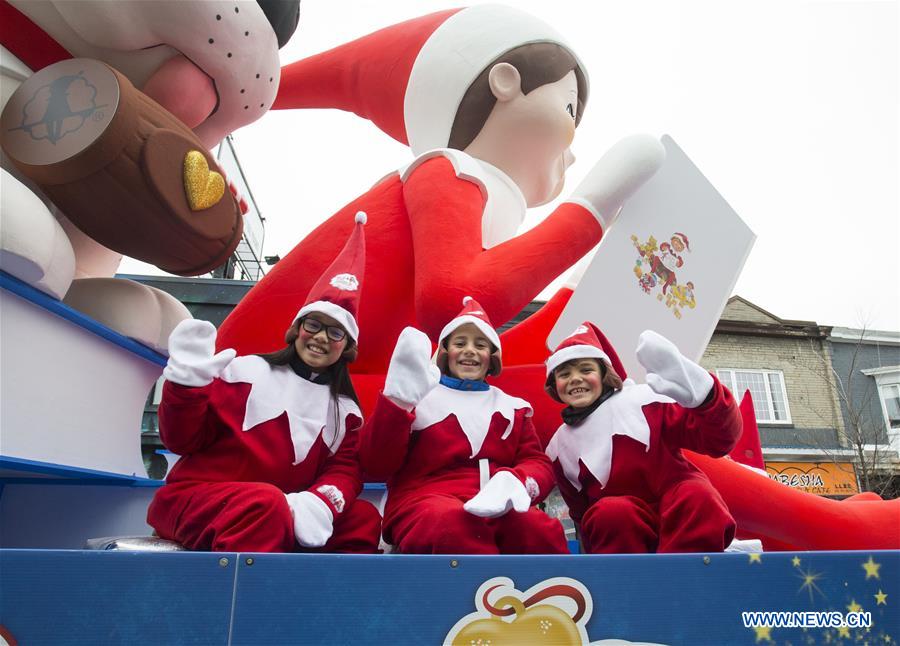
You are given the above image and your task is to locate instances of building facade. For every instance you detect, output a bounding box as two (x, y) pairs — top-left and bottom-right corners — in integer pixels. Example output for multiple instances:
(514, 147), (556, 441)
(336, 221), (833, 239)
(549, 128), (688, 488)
(828, 326), (900, 496)
(698, 297), (863, 497)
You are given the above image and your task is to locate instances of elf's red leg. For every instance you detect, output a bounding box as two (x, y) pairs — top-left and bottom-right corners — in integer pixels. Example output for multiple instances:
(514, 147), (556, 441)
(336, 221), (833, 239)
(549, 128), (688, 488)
(494, 508), (569, 554)
(580, 495), (659, 554)
(148, 481), (295, 553)
(656, 477), (735, 553)
(387, 494), (500, 554)
(318, 499), (383, 554)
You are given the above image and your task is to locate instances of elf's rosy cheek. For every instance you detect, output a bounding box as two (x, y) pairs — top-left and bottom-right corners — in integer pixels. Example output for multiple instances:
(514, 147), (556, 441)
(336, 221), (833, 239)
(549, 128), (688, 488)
(142, 55), (217, 130)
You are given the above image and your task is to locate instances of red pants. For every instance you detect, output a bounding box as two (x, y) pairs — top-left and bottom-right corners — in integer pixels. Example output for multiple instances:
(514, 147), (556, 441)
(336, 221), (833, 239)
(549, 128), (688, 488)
(148, 481), (382, 553)
(387, 493), (568, 554)
(580, 479), (735, 554)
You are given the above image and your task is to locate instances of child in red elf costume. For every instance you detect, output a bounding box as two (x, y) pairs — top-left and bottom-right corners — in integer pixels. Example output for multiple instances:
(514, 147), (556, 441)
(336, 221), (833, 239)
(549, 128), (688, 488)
(147, 213), (381, 553)
(544, 323), (742, 553)
(359, 297), (568, 554)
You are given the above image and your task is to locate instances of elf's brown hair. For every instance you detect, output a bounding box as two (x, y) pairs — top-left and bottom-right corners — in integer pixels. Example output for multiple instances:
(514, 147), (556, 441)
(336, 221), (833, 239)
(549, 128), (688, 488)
(448, 42), (588, 151)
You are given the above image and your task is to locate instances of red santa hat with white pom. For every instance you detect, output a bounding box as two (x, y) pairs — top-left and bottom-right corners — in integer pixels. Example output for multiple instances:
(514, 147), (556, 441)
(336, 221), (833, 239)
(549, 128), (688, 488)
(435, 296), (503, 377)
(545, 321), (627, 402)
(292, 211), (367, 344)
(274, 5), (588, 156)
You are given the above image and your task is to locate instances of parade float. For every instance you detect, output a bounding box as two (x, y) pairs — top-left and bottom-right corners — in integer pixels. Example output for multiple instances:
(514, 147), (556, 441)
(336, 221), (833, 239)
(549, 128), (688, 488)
(0, 2), (897, 644)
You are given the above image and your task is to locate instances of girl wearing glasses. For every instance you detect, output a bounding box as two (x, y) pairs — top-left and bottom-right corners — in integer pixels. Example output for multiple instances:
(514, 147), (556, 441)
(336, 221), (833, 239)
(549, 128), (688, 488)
(147, 213), (381, 553)
(359, 297), (568, 554)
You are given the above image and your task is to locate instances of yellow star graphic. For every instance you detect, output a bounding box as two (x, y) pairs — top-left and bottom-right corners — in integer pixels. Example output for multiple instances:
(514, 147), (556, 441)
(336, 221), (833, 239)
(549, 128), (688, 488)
(798, 567), (825, 602)
(792, 555), (802, 567)
(848, 600), (863, 613)
(838, 626), (851, 639)
(862, 557), (881, 580)
(874, 590), (888, 605)
(754, 626), (773, 643)
(749, 552), (762, 564)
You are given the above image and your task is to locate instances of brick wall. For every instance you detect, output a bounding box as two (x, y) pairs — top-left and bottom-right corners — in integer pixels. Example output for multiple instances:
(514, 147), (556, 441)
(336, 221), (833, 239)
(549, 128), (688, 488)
(700, 332), (845, 448)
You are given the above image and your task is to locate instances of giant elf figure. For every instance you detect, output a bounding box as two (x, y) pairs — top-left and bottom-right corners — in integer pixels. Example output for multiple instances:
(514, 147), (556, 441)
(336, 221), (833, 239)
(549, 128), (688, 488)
(217, 6), (900, 552)
(216, 5), (665, 407)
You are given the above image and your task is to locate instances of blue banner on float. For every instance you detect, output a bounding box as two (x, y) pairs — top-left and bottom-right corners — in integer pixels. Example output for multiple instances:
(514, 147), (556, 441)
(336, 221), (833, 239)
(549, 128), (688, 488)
(1, 549), (897, 645)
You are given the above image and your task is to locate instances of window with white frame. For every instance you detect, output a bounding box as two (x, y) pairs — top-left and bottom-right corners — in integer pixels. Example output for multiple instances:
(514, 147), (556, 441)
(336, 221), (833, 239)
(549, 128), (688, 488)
(716, 369), (792, 423)
(879, 383), (900, 430)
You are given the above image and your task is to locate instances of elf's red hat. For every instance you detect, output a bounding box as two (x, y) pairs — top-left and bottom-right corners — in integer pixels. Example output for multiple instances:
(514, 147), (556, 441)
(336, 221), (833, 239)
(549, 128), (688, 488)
(436, 296), (502, 377)
(545, 322), (627, 400)
(274, 5), (587, 156)
(293, 211), (367, 342)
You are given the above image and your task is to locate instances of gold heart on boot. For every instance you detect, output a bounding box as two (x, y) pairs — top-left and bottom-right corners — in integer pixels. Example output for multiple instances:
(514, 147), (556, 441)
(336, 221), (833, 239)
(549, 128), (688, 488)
(183, 150), (225, 211)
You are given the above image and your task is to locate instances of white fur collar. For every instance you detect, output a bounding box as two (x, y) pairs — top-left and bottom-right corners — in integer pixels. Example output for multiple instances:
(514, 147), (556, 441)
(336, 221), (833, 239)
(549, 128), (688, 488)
(399, 148), (527, 249)
(546, 384), (672, 490)
(220, 356), (361, 465)
(411, 383), (532, 458)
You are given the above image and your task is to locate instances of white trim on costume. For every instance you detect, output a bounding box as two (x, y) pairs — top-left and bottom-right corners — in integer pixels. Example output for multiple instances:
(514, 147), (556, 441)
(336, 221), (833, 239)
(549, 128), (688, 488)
(293, 300), (359, 342)
(546, 345), (611, 377)
(546, 384), (671, 490)
(440, 314), (502, 351)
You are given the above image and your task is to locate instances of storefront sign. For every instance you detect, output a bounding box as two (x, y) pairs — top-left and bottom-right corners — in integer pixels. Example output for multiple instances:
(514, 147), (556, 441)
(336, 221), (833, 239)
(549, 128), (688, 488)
(765, 462), (859, 496)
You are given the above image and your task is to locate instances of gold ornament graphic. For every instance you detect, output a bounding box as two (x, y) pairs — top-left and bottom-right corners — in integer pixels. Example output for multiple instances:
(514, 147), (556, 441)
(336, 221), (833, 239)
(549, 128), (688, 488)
(446, 577), (590, 645)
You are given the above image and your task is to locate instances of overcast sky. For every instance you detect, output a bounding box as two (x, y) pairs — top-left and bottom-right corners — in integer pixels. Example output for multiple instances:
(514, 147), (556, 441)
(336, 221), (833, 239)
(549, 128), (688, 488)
(123, 0), (899, 331)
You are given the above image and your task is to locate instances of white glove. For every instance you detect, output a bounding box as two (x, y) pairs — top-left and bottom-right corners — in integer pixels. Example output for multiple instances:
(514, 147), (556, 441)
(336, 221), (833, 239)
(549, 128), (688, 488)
(284, 491), (334, 548)
(383, 327), (441, 411)
(636, 330), (713, 408)
(163, 319), (236, 387)
(464, 471), (531, 518)
(568, 134), (666, 230)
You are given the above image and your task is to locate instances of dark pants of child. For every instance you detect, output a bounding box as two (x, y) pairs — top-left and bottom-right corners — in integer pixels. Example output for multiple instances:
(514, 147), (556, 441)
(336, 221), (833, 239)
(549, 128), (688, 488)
(580, 479), (736, 553)
(148, 481), (382, 553)
(386, 493), (569, 554)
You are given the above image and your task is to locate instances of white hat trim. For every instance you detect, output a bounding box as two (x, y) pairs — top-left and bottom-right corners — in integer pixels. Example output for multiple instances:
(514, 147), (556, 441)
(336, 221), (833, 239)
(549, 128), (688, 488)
(404, 4), (587, 156)
(546, 345), (610, 377)
(439, 314), (501, 351)
(293, 300), (359, 342)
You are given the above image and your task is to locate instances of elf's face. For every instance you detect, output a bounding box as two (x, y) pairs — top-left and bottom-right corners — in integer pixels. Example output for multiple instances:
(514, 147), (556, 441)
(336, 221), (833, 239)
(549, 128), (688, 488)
(294, 312), (348, 369)
(555, 358), (603, 409)
(466, 68), (578, 207)
(446, 323), (492, 381)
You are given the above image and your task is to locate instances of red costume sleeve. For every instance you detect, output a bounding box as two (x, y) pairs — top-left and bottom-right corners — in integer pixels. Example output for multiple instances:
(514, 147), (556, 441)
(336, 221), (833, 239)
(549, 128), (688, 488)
(308, 413), (364, 516)
(552, 462), (591, 523)
(157, 381), (220, 455)
(403, 157), (603, 334)
(647, 376), (742, 457)
(358, 394), (415, 480)
(497, 412), (557, 505)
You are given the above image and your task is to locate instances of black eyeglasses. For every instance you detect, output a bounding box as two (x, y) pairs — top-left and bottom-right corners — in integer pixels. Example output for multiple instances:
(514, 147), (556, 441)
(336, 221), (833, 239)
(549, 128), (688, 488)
(300, 317), (347, 342)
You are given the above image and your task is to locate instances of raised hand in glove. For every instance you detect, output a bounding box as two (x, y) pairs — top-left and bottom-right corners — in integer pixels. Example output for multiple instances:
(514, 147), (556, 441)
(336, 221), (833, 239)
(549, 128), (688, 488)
(163, 319), (236, 387)
(383, 326), (441, 411)
(568, 134), (666, 231)
(636, 330), (713, 408)
(464, 471), (531, 518)
(284, 491), (334, 548)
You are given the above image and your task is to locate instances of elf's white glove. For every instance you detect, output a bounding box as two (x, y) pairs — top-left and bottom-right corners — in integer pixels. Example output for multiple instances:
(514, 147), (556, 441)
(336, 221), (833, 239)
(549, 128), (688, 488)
(636, 330), (713, 408)
(163, 319), (236, 387)
(383, 327), (441, 411)
(284, 491), (334, 548)
(464, 471), (531, 518)
(567, 134), (666, 231)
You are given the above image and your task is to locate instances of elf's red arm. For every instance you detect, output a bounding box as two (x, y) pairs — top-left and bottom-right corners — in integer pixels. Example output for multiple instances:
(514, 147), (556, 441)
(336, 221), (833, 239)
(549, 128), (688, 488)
(403, 156), (602, 335)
